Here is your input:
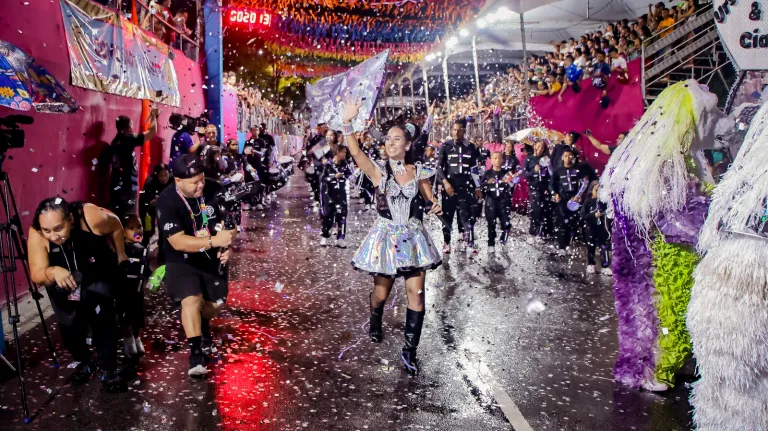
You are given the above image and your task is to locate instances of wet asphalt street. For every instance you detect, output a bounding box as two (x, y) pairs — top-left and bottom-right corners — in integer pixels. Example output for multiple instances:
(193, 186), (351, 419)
(0, 172), (693, 430)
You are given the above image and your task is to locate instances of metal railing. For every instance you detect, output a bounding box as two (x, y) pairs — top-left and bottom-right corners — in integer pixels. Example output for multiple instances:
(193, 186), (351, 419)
(236, 100), (307, 137)
(640, 2), (733, 107)
(135, 0), (199, 61)
(99, 0), (201, 61)
(429, 116), (528, 143)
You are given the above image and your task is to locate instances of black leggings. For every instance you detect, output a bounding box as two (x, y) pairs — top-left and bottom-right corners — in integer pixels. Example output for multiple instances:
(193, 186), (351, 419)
(48, 286), (119, 371)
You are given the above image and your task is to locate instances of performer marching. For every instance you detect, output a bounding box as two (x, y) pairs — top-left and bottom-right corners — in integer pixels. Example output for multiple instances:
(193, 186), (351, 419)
(436, 119), (482, 255)
(342, 98), (442, 375)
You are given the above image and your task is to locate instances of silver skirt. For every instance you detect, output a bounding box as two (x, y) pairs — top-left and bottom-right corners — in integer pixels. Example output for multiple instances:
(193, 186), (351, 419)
(351, 217), (442, 278)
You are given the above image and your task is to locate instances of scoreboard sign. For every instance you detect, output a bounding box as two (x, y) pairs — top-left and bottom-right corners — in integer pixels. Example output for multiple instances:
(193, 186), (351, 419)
(227, 8), (272, 27)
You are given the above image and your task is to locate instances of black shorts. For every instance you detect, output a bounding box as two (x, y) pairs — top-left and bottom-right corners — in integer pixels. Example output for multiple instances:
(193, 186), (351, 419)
(165, 263), (228, 304)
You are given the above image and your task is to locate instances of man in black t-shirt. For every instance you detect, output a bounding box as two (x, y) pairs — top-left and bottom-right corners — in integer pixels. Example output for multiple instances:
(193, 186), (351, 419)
(106, 110), (159, 219)
(156, 154), (236, 377)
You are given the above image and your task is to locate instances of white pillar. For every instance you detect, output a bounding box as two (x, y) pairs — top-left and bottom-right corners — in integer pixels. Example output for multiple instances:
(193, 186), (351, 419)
(443, 50), (451, 116)
(472, 35), (482, 109)
(422, 66), (429, 107)
(520, 13), (530, 100)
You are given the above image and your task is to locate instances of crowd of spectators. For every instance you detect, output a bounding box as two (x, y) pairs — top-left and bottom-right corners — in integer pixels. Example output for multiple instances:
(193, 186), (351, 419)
(223, 72), (292, 134)
(430, 0), (698, 138)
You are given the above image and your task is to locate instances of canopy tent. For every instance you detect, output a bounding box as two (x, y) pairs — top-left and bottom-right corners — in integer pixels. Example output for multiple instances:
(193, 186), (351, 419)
(409, 0), (658, 108)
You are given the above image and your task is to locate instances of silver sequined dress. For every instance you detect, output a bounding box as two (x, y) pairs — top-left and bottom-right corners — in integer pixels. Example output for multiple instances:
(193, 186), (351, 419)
(351, 162), (442, 278)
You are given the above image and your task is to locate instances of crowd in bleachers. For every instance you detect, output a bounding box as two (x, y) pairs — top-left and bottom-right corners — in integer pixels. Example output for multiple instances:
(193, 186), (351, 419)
(435, 0), (698, 128)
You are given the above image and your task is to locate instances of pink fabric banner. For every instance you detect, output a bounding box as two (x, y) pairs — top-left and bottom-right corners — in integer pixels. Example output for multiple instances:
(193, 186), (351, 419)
(529, 59), (645, 173)
(222, 86), (239, 142)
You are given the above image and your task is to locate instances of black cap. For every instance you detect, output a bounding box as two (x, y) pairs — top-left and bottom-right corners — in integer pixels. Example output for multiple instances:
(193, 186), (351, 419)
(171, 154), (203, 179)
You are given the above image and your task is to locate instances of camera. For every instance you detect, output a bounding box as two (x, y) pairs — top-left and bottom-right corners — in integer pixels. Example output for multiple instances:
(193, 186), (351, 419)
(210, 181), (261, 230)
(0, 115), (32, 151)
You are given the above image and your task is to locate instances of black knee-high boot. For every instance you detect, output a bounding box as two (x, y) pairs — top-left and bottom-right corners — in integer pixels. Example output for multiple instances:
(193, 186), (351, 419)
(401, 308), (425, 374)
(369, 293), (384, 343)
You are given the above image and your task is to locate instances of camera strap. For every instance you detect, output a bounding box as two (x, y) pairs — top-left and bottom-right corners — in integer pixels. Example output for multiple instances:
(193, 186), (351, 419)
(175, 188), (208, 235)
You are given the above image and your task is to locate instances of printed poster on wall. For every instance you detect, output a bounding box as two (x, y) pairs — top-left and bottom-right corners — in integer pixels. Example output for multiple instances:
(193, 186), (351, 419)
(59, 0), (180, 106)
(714, 0), (768, 71)
(305, 50), (389, 131)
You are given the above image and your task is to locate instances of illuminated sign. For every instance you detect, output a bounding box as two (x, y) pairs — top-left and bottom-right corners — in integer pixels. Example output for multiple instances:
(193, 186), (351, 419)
(227, 8), (272, 26)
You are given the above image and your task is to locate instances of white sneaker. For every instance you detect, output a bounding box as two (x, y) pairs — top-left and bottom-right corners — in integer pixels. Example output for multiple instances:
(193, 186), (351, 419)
(601, 267), (613, 276)
(526, 237), (535, 245)
(336, 238), (347, 248)
(320, 237), (328, 247)
(188, 364), (210, 377)
(255, 204), (264, 211)
(488, 246), (495, 253)
(586, 265), (596, 274)
(641, 379), (669, 392)
(270, 192), (277, 200)
(264, 195), (272, 204)
(242, 203), (251, 211)
(557, 249), (566, 257)
(466, 246), (478, 256)
(442, 244), (451, 254)
(536, 236), (545, 244)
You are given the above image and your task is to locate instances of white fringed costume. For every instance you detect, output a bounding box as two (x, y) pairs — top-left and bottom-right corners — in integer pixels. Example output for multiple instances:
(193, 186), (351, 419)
(687, 99), (768, 430)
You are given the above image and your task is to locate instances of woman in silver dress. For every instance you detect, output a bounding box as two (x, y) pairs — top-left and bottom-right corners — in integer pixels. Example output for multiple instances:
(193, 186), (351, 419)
(342, 98), (443, 375)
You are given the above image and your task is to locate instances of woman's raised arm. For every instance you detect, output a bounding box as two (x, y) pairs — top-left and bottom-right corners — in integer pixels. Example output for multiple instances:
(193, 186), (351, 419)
(342, 97), (382, 186)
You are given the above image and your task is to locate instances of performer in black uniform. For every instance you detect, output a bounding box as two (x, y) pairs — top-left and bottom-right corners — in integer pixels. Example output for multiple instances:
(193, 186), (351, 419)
(549, 147), (584, 256)
(319, 146), (352, 248)
(523, 141), (552, 244)
(436, 119), (482, 254)
(305, 123), (328, 205)
(550, 131), (581, 171)
(501, 140), (520, 172)
(28, 198), (129, 391)
(580, 181), (612, 275)
(483, 153), (515, 251)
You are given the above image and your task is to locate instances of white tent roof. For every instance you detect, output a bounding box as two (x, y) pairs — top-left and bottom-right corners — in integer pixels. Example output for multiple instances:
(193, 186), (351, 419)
(426, 0), (654, 66)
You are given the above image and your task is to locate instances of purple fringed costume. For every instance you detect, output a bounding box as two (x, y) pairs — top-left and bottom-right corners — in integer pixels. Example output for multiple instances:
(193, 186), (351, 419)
(611, 212), (659, 388)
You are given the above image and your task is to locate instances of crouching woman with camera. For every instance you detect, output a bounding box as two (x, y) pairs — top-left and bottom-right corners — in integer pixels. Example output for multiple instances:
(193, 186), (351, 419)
(28, 198), (129, 392)
(158, 155), (236, 377)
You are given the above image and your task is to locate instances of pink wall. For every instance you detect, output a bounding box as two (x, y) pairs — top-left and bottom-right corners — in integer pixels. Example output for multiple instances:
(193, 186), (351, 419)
(0, 0), (205, 295)
(529, 59), (645, 173)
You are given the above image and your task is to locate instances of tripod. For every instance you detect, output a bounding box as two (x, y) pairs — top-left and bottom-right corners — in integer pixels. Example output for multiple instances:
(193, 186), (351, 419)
(0, 170), (59, 423)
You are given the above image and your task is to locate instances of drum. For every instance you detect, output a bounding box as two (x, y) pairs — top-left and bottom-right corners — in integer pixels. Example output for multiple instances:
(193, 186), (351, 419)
(277, 156), (294, 166)
(269, 168), (281, 182)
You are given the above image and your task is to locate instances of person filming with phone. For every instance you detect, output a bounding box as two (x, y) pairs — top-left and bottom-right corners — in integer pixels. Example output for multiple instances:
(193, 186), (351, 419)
(28, 197), (130, 392)
(156, 154), (236, 377)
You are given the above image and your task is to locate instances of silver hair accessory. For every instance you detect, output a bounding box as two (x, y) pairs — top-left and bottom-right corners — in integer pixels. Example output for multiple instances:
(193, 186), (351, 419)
(389, 159), (407, 175)
(404, 123), (416, 138)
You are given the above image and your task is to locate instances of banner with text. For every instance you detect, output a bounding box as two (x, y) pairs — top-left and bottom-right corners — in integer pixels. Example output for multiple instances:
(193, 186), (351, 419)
(59, 0), (180, 106)
(714, 0), (768, 71)
(305, 50), (389, 131)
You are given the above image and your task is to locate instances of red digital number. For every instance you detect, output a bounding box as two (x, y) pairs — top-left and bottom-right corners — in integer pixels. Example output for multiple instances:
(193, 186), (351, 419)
(228, 8), (271, 26)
